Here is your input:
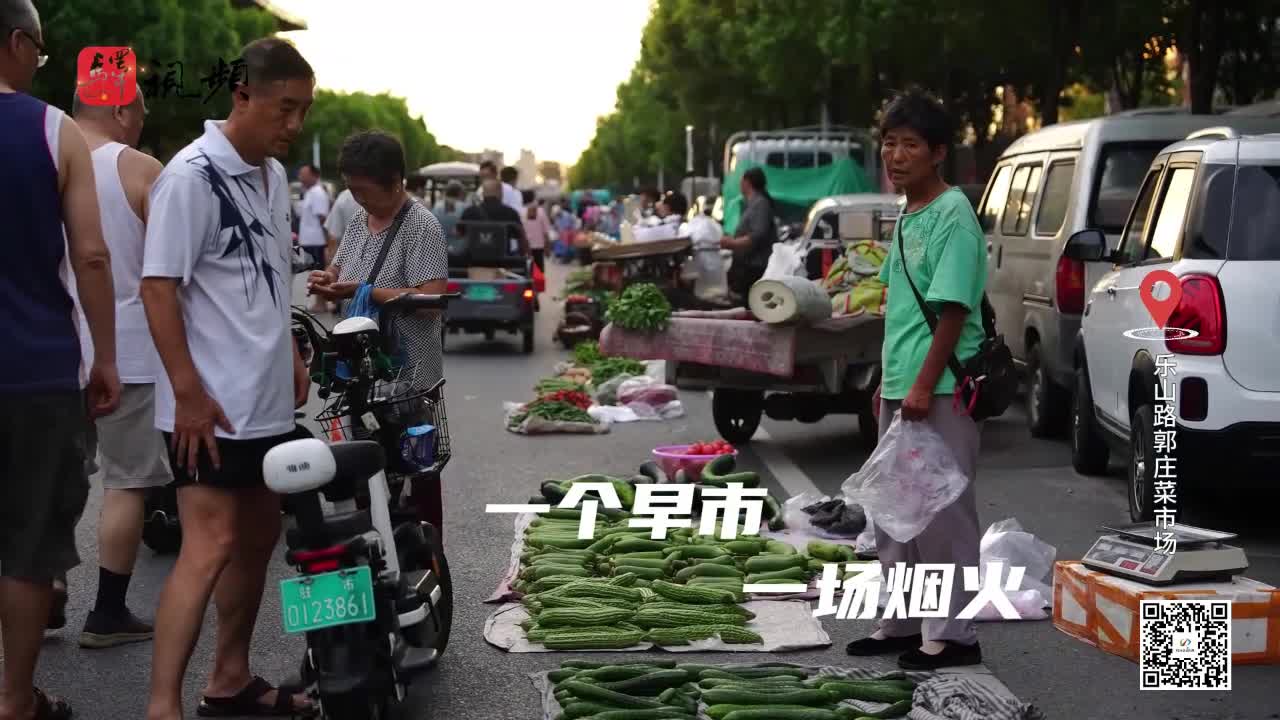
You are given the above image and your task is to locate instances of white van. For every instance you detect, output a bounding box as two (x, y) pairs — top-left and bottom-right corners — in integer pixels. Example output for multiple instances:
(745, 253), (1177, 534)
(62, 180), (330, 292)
(976, 111), (1280, 436)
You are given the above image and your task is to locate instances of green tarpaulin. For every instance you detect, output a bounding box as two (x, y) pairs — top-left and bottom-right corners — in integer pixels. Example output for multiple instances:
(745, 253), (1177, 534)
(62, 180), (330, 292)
(722, 157), (875, 235)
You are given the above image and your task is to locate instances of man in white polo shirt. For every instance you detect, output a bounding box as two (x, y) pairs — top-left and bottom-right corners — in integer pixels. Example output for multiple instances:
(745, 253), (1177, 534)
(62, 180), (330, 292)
(140, 37), (314, 720)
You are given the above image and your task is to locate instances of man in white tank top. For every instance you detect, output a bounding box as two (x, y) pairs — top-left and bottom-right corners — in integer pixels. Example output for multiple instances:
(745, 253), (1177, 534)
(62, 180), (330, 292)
(68, 86), (170, 649)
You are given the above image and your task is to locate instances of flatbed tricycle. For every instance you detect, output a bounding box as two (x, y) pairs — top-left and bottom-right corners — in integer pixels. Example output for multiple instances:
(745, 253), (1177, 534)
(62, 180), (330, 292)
(443, 220), (538, 353)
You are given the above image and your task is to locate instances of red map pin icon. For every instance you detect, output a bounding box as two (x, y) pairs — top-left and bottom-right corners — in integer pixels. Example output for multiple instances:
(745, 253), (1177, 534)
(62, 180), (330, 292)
(1139, 270), (1182, 329)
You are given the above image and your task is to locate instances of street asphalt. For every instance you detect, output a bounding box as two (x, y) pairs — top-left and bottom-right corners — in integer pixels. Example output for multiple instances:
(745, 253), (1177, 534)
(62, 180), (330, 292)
(29, 262), (1280, 720)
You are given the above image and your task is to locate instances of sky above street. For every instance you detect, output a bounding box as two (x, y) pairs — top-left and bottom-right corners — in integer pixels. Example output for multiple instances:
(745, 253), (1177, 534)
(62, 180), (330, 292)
(273, 0), (652, 166)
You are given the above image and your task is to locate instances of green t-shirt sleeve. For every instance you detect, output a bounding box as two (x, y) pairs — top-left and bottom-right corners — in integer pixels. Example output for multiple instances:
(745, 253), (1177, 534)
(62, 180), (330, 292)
(924, 200), (984, 312)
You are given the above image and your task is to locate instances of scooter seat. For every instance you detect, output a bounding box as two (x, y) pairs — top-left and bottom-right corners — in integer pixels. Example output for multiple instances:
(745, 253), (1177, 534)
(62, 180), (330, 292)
(285, 508), (373, 550)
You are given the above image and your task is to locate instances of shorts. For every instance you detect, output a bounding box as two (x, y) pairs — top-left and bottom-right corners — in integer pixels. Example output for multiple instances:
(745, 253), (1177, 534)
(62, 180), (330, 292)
(0, 391), (91, 580)
(166, 425), (311, 491)
(91, 384), (172, 490)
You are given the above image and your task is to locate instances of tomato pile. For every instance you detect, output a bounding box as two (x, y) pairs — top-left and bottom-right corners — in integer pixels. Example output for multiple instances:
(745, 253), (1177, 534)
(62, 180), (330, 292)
(683, 439), (735, 456)
(539, 390), (592, 410)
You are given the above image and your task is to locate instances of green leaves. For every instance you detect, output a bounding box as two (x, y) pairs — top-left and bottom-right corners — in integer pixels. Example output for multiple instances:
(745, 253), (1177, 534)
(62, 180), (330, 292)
(605, 284), (673, 333)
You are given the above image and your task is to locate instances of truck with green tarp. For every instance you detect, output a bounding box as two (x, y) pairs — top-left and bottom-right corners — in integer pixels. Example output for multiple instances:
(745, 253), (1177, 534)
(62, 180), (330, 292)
(717, 126), (882, 234)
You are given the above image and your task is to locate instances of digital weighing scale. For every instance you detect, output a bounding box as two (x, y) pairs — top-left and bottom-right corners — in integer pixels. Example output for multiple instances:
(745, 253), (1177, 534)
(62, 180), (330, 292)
(1082, 522), (1248, 586)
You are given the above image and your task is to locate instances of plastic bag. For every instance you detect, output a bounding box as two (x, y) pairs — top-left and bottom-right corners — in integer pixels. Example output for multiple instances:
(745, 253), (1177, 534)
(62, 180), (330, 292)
(854, 515), (877, 556)
(593, 373), (637, 406)
(762, 241), (808, 281)
(618, 377), (678, 408)
(841, 411), (969, 543)
(980, 518), (1057, 600)
(783, 492), (830, 531)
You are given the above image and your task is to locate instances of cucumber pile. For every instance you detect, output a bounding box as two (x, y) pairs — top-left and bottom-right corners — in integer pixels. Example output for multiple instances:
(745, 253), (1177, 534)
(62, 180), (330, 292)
(516, 463), (866, 603)
(547, 661), (916, 719)
(519, 573), (764, 649)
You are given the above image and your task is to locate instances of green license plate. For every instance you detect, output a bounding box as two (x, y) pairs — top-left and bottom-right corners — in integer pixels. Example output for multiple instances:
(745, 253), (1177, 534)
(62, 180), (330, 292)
(466, 285), (499, 301)
(280, 566), (376, 634)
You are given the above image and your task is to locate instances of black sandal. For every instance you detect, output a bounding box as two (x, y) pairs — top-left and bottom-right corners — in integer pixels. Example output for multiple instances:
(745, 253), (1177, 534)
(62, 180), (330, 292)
(32, 688), (73, 720)
(196, 676), (315, 718)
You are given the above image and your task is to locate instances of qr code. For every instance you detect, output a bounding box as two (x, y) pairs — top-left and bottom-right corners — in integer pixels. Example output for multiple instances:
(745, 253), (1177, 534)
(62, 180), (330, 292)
(1139, 600), (1231, 690)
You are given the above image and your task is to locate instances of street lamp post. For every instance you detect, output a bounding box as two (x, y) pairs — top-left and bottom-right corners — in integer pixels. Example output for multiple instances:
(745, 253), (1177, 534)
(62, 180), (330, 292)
(685, 124), (694, 175)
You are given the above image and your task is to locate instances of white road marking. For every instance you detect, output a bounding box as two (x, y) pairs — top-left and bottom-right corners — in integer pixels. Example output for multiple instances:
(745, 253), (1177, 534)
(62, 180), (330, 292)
(704, 389), (824, 498)
(752, 427), (823, 499)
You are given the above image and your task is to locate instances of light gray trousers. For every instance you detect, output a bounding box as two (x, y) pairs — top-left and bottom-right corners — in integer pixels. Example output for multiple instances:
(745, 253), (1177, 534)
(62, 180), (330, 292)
(874, 396), (982, 645)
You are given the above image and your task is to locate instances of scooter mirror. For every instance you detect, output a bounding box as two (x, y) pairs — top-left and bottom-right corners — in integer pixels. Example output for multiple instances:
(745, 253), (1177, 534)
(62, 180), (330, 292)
(263, 438), (336, 495)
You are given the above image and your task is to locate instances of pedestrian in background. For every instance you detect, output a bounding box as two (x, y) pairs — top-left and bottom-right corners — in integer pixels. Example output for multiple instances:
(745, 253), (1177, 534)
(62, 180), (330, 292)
(478, 159), (523, 213)
(846, 88), (986, 670)
(325, 186), (358, 261)
(720, 167), (776, 300)
(68, 83), (172, 651)
(141, 37), (315, 719)
(0, 2), (121, 718)
(431, 180), (467, 239)
(521, 189), (551, 273)
(297, 163), (329, 311)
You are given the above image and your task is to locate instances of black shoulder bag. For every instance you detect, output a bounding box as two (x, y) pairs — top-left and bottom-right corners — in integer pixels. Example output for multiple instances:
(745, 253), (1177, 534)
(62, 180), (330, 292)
(895, 219), (1017, 421)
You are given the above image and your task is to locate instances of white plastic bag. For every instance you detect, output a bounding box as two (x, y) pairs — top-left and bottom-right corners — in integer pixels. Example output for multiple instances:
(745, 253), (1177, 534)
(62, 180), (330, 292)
(854, 515), (877, 556)
(980, 518), (1057, 600)
(618, 376), (679, 408)
(594, 374), (637, 405)
(762, 241), (808, 281)
(841, 411), (969, 543)
(782, 492), (829, 531)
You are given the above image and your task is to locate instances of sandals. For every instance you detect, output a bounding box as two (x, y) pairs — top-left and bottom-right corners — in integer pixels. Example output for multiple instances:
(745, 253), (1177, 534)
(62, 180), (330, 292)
(196, 676), (315, 718)
(32, 689), (73, 720)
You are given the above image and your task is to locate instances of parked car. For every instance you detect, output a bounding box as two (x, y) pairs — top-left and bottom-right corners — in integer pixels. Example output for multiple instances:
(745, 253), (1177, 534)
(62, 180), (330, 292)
(975, 110), (1280, 437)
(1065, 129), (1280, 521)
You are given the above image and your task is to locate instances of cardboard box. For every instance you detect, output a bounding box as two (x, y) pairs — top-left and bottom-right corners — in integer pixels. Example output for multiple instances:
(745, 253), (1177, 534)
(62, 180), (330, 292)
(467, 267), (503, 281)
(1053, 561), (1280, 664)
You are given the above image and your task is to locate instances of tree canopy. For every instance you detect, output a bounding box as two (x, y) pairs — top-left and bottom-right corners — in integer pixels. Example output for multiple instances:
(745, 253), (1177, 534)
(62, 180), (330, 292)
(572, 0), (1280, 190)
(30, 0), (457, 175)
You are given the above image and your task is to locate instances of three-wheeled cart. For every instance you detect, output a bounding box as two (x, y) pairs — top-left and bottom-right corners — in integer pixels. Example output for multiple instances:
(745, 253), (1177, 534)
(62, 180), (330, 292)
(600, 310), (883, 446)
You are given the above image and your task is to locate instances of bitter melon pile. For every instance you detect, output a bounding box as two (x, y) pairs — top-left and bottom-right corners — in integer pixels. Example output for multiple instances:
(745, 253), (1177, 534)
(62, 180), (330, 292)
(546, 661), (917, 719)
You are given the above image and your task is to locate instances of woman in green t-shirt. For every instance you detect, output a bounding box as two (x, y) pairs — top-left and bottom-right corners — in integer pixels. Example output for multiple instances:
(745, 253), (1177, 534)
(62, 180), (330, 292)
(845, 89), (987, 671)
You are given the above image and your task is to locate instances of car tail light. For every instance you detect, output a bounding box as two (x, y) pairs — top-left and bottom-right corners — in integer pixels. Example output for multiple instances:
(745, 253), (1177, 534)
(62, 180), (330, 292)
(1166, 274), (1225, 355)
(446, 282), (461, 294)
(522, 289), (534, 301)
(1180, 377), (1208, 421)
(290, 543), (347, 574)
(1055, 256), (1086, 314)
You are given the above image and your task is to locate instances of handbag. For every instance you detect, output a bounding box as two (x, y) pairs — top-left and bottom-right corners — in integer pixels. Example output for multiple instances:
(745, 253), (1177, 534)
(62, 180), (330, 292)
(895, 216), (1016, 421)
(344, 199), (416, 363)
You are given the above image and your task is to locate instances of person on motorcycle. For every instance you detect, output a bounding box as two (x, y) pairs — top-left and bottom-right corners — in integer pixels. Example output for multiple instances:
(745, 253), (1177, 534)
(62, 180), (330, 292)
(140, 38), (316, 719)
(457, 178), (528, 257)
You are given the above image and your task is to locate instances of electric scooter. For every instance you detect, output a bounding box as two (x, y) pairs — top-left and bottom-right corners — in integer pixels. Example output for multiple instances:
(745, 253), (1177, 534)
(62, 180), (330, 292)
(263, 292), (456, 719)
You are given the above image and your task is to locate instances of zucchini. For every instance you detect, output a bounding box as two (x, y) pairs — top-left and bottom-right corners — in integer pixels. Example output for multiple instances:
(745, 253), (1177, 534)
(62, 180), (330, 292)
(764, 540), (798, 555)
(521, 564), (592, 581)
(559, 680), (666, 708)
(556, 702), (619, 719)
(701, 453), (736, 478)
(820, 681), (913, 704)
(699, 667), (808, 679)
(613, 538), (671, 553)
(548, 668), (580, 683)
(806, 540), (857, 563)
(688, 555), (737, 566)
(698, 678), (806, 689)
(664, 544), (729, 560)
(708, 705), (825, 720)
(702, 471), (760, 488)
(745, 567), (808, 584)
(722, 539), (765, 555)
(722, 709), (839, 720)
(541, 481), (568, 504)
(638, 460), (669, 484)
(862, 699), (912, 718)
(701, 688), (831, 706)
(744, 554), (808, 573)
(589, 711), (697, 720)
(598, 669), (691, 695)
(612, 565), (666, 580)
(537, 607), (635, 628)
(610, 557), (672, 570)
(611, 550), (665, 560)
(675, 563), (744, 581)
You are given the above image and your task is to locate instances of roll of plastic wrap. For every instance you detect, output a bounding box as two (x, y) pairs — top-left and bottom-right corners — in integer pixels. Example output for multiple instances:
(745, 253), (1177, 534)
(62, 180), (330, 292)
(748, 276), (833, 325)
